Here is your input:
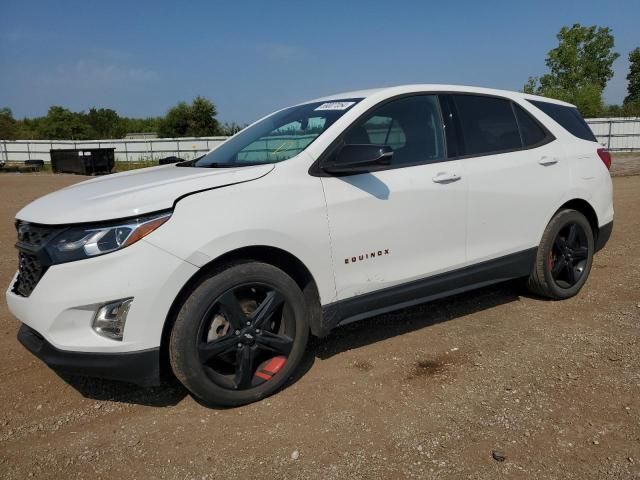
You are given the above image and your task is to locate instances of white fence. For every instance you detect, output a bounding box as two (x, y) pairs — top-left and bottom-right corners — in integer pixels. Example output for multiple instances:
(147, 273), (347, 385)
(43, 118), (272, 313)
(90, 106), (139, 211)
(0, 136), (228, 164)
(585, 117), (640, 152)
(1, 117), (639, 165)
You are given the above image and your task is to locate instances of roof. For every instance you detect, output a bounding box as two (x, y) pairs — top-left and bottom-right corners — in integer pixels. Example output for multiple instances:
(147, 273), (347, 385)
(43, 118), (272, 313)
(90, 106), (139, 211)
(308, 84), (575, 108)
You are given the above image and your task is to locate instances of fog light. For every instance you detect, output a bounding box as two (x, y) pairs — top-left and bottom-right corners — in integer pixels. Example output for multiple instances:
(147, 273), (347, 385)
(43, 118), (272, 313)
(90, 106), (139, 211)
(92, 298), (133, 341)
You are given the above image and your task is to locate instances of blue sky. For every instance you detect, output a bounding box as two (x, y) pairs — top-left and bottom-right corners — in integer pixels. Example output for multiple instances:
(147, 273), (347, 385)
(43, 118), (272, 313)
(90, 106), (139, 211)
(1, 0), (638, 123)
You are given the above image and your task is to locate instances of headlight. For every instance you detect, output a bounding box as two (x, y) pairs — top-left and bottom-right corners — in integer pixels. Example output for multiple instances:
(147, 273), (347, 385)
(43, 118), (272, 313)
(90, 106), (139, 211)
(47, 211), (171, 263)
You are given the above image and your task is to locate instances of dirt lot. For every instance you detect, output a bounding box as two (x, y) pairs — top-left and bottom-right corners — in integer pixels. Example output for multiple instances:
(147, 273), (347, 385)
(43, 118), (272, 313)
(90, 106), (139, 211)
(1, 157), (639, 479)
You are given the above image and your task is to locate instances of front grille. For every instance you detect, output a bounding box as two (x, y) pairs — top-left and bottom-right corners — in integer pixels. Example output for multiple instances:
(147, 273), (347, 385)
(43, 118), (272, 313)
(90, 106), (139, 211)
(11, 222), (61, 298)
(12, 252), (47, 297)
(16, 222), (57, 247)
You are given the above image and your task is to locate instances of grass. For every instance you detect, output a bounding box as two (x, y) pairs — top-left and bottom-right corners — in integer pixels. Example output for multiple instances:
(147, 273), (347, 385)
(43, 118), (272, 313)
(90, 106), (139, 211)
(113, 160), (159, 172)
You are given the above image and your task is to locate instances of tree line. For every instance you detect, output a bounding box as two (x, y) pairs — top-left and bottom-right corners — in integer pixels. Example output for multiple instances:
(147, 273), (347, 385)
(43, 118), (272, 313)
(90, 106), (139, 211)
(523, 24), (640, 117)
(0, 96), (243, 141)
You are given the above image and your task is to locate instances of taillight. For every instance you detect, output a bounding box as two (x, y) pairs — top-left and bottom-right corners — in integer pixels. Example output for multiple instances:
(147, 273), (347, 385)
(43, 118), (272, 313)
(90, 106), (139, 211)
(597, 148), (612, 170)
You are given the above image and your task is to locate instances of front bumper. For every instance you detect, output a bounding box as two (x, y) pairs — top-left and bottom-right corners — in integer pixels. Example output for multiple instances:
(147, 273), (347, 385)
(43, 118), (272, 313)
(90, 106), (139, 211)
(18, 323), (161, 386)
(6, 238), (198, 354)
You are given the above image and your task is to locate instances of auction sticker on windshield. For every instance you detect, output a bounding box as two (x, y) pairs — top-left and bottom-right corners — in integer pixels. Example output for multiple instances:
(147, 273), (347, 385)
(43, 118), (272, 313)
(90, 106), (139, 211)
(314, 101), (356, 111)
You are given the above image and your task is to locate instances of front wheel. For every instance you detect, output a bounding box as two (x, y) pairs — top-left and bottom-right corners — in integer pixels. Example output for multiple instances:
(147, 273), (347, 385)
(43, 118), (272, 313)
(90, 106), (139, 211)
(169, 262), (309, 407)
(527, 209), (594, 299)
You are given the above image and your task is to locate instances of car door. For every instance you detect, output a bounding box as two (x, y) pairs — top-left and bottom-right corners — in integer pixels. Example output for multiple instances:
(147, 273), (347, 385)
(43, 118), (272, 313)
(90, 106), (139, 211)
(444, 93), (569, 264)
(319, 94), (467, 302)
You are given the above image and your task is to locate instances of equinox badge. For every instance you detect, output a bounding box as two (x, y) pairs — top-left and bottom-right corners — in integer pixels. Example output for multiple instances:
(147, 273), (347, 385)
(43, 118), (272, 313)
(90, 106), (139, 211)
(345, 249), (390, 265)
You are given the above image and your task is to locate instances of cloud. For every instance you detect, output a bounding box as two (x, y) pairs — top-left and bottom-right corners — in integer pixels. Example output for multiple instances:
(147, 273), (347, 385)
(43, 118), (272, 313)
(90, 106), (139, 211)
(256, 42), (307, 61)
(38, 59), (158, 88)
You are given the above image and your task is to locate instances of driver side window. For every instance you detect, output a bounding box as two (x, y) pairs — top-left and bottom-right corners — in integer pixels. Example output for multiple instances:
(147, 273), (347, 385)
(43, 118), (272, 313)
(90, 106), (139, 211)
(344, 95), (445, 166)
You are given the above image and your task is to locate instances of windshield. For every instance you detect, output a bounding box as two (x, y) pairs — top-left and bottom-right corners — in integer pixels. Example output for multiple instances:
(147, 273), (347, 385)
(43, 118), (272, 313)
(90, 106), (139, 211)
(193, 99), (362, 167)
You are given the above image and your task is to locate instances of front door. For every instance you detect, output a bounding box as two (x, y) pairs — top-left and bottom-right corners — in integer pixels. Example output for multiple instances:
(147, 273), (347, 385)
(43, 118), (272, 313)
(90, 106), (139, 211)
(320, 94), (468, 302)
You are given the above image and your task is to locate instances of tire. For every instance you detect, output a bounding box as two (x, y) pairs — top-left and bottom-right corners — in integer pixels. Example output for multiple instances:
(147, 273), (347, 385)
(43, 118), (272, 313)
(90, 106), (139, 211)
(527, 209), (594, 299)
(169, 262), (309, 407)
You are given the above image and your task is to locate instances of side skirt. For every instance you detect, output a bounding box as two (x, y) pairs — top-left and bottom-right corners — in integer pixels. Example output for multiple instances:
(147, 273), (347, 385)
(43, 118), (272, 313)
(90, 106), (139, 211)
(319, 248), (537, 335)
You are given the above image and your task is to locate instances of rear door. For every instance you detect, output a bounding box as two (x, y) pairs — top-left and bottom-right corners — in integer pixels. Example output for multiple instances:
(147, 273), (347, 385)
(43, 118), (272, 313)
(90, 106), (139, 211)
(444, 93), (569, 264)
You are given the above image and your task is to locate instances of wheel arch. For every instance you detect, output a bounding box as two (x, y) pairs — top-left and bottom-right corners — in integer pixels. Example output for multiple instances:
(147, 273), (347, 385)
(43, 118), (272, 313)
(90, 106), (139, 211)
(159, 245), (323, 380)
(556, 198), (599, 241)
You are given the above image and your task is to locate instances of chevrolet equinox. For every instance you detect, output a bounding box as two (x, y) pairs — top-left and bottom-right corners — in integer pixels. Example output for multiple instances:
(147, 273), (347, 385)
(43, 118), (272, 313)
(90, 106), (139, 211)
(7, 85), (613, 406)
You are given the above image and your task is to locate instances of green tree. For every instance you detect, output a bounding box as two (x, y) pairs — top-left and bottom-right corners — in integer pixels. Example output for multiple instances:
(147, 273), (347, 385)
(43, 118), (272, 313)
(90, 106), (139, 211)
(158, 101), (192, 137)
(14, 117), (40, 139)
(522, 76), (539, 94)
(36, 106), (92, 140)
(158, 97), (221, 137)
(624, 47), (640, 106)
(540, 24), (619, 91)
(603, 104), (623, 117)
(189, 96), (220, 136)
(622, 101), (640, 116)
(569, 83), (605, 118)
(220, 122), (244, 136)
(118, 116), (162, 136)
(0, 107), (18, 140)
(87, 107), (123, 138)
(523, 24), (619, 117)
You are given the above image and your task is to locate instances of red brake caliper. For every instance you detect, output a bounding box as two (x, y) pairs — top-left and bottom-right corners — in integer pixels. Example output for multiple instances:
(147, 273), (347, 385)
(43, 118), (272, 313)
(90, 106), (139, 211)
(255, 356), (287, 381)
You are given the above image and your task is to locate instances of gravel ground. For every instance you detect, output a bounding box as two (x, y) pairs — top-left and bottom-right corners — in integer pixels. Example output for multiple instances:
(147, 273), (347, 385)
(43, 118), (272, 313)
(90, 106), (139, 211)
(0, 156), (639, 479)
(610, 153), (640, 177)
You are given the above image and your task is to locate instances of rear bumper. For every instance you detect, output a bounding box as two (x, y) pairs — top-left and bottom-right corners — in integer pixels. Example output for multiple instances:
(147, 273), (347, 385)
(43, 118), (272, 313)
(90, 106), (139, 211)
(18, 323), (161, 386)
(596, 221), (613, 252)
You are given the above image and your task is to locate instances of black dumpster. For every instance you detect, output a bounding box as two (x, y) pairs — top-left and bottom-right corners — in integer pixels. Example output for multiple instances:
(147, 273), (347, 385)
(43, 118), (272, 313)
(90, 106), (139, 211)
(50, 148), (115, 175)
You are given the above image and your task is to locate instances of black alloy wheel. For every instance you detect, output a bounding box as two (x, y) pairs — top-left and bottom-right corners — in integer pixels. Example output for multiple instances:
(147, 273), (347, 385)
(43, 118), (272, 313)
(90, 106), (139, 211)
(547, 222), (589, 289)
(527, 209), (594, 300)
(197, 284), (294, 391)
(170, 262), (309, 407)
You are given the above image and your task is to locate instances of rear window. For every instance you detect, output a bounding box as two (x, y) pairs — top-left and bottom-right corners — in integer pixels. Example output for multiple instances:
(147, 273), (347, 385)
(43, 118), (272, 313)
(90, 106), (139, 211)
(452, 94), (522, 156)
(528, 100), (596, 142)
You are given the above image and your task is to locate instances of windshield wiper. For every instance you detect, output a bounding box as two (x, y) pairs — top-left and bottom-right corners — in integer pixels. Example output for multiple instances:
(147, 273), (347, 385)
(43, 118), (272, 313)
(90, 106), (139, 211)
(200, 162), (269, 168)
(175, 154), (206, 167)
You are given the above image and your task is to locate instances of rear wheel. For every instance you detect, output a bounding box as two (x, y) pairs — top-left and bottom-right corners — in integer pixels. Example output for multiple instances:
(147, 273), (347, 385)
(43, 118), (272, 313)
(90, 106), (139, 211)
(527, 209), (594, 299)
(169, 262), (309, 407)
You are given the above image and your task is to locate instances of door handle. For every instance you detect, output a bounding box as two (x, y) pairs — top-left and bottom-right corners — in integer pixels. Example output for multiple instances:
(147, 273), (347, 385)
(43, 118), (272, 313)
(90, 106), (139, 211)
(432, 172), (461, 184)
(538, 156), (559, 166)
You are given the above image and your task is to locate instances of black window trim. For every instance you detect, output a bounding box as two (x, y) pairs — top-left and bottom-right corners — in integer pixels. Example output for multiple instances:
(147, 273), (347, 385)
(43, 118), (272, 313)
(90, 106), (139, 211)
(443, 92), (556, 161)
(309, 91), (556, 176)
(512, 102), (527, 147)
(512, 101), (555, 150)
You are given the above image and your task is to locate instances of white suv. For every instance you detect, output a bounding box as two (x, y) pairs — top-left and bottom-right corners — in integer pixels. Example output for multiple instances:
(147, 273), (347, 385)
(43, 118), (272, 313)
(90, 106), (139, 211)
(6, 85), (613, 406)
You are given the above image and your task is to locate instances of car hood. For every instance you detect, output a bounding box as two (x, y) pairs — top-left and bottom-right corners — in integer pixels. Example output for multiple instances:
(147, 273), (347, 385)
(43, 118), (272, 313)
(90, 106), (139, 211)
(16, 164), (275, 224)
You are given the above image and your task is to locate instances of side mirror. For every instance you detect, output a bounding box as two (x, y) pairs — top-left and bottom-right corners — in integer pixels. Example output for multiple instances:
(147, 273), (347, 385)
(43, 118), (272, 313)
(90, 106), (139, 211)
(322, 144), (393, 174)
